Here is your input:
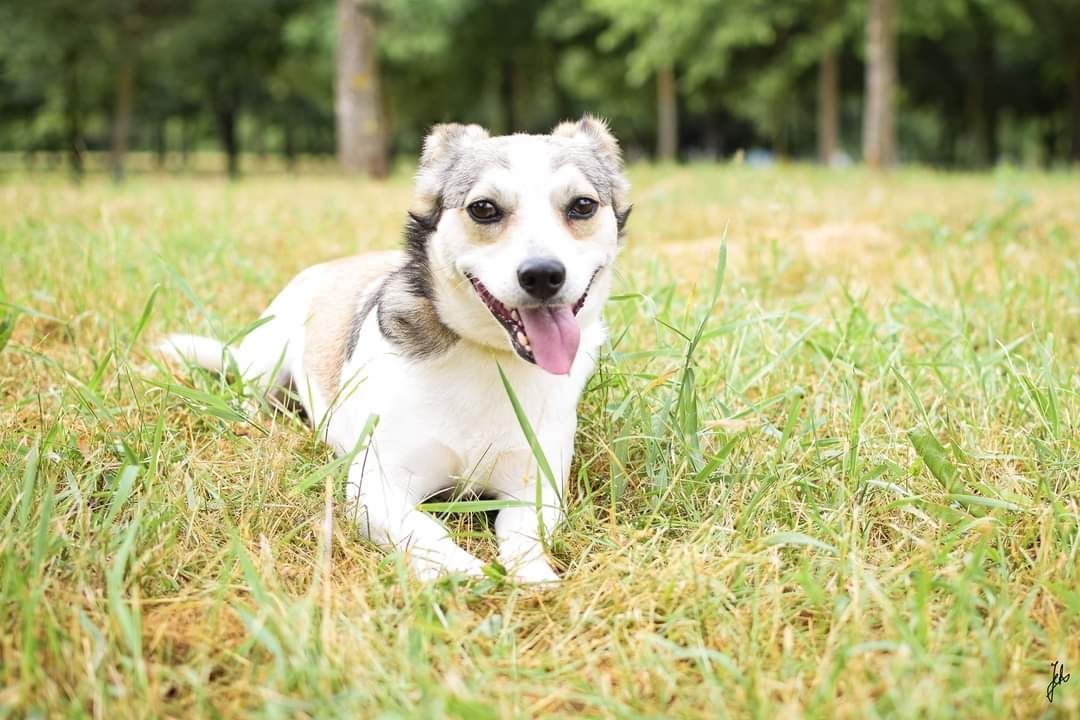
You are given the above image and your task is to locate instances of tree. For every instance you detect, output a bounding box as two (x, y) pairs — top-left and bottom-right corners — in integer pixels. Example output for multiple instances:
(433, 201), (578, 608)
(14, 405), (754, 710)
(335, 0), (386, 176)
(1021, 0), (1080, 162)
(162, 0), (301, 177)
(104, 0), (190, 181)
(0, 0), (111, 180)
(586, 0), (856, 161)
(811, 0), (851, 165)
(656, 65), (678, 161)
(863, 0), (896, 167)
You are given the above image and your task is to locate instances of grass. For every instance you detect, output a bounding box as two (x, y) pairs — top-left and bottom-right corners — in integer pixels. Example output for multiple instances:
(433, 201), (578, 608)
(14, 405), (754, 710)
(1, 163), (1078, 718)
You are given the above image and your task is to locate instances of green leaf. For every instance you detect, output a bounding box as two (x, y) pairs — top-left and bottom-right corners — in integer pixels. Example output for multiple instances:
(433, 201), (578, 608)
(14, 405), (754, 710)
(146, 378), (253, 426)
(908, 428), (958, 492)
(446, 696), (498, 720)
(946, 494), (1025, 512)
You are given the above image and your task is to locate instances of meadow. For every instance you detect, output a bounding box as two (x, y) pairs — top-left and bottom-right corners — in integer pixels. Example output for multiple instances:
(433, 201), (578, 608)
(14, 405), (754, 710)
(0, 163), (1077, 718)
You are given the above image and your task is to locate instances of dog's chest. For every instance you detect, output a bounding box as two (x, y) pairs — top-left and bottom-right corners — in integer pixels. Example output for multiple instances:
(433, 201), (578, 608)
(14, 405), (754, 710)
(392, 346), (578, 460)
(335, 326), (588, 484)
(326, 307), (606, 496)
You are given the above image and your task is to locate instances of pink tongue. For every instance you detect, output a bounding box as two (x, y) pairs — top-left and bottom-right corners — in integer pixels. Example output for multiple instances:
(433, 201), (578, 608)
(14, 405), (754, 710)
(519, 306), (581, 375)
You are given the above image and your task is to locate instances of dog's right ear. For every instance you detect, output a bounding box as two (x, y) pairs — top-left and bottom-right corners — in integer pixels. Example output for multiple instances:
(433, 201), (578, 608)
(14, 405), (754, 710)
(414, 124), (490, 215)
(552, 115), (631, 235)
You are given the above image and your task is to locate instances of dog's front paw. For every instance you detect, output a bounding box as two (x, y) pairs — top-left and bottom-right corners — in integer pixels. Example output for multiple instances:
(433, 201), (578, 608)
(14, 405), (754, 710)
(510, 560), (561, 586)
(410, 552), (486, 583)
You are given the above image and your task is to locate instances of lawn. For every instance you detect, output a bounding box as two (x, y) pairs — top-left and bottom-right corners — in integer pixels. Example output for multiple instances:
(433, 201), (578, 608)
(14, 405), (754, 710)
(1, 164), (1077, 718)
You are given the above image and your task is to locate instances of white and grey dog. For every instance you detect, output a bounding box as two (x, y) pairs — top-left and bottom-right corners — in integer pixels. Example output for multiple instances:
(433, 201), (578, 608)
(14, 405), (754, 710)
(160, 117), (630, 583)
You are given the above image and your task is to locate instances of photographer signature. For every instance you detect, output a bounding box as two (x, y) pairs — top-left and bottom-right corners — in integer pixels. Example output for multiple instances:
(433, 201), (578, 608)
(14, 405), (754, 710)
(1047, 660), (1070, 703)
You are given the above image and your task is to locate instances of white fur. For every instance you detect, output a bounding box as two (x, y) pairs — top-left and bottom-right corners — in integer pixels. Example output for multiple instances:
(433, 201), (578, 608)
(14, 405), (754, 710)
(160, 125), (625, 584)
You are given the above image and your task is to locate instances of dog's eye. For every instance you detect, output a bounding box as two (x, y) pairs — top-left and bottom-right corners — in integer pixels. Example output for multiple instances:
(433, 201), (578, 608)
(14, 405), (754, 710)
(568, 197), (598, 220)
(466, 200), (501, 223)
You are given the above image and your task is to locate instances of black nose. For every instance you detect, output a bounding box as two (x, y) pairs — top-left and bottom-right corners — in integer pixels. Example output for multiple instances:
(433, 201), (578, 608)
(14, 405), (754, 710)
(517, 258), (566, 300)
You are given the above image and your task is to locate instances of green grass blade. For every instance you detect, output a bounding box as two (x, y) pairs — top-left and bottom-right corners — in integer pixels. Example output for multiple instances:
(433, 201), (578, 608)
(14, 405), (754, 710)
(496, 363), (560, 505)
(417, 499), (532, 513)
(762, 531), (837, 554)
(128, 284), (160, 351)
(102, 466), (139, 533)
(291, 413), (377, 495)
(17, 441), (40, 528)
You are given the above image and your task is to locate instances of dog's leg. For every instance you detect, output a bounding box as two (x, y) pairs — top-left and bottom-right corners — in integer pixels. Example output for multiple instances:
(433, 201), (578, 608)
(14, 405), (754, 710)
(495, 483), (563, 585)
(348, 461), (486, 582)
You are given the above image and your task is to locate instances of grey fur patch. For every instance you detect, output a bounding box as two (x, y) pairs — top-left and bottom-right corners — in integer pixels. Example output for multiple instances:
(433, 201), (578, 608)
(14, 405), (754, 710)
(345, 288), (382, 359)
(549, 145), (622, 206)
(370, 213), (458, 360)
(375, 269), (458, 360)
(437, 147), (510, 209)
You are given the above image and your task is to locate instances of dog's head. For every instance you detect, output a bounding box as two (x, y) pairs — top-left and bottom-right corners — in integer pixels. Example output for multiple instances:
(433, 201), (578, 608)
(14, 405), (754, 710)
(408, 116), (630, 375)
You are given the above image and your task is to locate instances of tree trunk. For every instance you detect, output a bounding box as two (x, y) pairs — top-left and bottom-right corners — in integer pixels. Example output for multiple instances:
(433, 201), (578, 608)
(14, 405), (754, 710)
(656, 65), (678, 162)
(498, 58), (530, 133)
(817, 46), (839, 165)
(215, 106), (239, 178)
(703, 123), (722, 159)
(1069, 58), (1080, 163)
(1041, 118), (1057, 167)
(254, 117), (267, 161)
(154, 120), (167, 169)
(500, 60), (515, 134)
(284, 122), (297, 172)
(968, 7), (997, 167)
(862, 0), (896, 168)
(180, 116), (191, 169)
(773, 102), (789, 158)
(335, 0), (387, 177)
(109, 40), (137, 182)
(63, 48), (84, 181)
(939, 116), (957, 166)
(511, 60), (529, 132)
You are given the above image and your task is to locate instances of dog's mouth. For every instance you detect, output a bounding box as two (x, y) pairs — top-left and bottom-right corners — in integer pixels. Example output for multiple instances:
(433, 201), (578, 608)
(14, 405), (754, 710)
(466, 271), (597, 375)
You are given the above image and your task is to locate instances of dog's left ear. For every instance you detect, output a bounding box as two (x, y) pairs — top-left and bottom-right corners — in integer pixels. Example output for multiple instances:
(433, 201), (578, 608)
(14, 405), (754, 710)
(552, 115), (631, 234)
(551, 115), (623, 169)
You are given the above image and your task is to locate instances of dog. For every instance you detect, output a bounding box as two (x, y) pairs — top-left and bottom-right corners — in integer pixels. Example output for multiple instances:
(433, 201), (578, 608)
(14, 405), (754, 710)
(159, 117), (631, 583)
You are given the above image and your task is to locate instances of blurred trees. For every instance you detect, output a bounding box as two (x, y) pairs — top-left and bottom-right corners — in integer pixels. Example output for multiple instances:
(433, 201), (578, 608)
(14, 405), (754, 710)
(1, 0), (1078, 176)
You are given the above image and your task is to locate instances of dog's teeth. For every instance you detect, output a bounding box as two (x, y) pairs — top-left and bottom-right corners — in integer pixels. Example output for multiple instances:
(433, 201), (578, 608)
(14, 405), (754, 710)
(511, 309), (519, 321)
(516, 331), (528, 347)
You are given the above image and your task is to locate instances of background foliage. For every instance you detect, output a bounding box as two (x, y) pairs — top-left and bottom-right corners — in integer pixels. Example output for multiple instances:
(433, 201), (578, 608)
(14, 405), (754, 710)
(1, 0), (1079, 175)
